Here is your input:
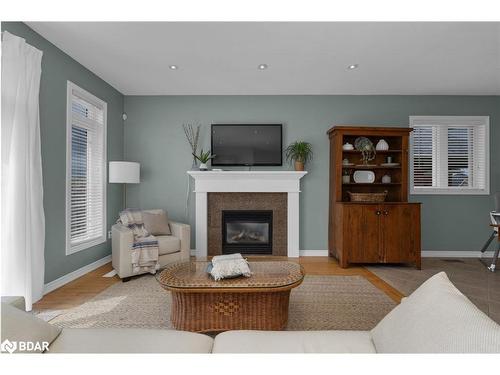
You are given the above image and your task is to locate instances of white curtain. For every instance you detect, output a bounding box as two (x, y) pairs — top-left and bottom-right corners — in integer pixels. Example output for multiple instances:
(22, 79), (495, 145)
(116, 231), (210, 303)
(1, 31), (45, 311)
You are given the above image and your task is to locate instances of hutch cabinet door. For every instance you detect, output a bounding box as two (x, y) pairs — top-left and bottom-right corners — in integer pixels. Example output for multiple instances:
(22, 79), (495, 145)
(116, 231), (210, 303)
(380, 204), (420, 263)
(344, 204), (380, 263)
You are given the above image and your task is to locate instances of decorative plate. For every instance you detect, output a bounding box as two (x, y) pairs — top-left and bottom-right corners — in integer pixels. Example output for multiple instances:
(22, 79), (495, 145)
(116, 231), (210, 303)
(353, 170), (375, 183)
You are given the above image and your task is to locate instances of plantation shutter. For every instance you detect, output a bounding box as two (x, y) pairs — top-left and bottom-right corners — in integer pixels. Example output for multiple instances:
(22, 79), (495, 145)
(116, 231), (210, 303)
(410, 117), (489, 194)
(412, 125), (439, 188)
(67, 83), (107, 253)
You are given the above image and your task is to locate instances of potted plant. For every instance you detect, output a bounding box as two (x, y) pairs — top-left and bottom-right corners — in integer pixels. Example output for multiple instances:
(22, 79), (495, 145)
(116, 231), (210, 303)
(193, 149), (216, 171)
(285, 141), (313, 171)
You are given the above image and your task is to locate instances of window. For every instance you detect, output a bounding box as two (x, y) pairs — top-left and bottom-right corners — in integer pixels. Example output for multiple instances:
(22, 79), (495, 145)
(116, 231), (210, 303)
(66, 81), (107, 254)
(410, 116), (489, 195)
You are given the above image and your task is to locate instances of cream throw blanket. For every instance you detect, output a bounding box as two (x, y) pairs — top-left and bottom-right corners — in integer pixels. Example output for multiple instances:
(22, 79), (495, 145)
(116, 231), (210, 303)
(210, 253), (252, 281)
(118, 209), (159, 275)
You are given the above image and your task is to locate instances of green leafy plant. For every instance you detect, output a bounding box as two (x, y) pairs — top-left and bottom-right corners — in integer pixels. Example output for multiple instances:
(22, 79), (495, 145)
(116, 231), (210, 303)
(285, 141), (313, 164)
(193, 149), (216, 164)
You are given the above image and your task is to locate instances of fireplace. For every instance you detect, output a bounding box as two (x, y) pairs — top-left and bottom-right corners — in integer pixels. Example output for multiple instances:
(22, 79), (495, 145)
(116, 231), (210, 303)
(222, 210), (273, 255)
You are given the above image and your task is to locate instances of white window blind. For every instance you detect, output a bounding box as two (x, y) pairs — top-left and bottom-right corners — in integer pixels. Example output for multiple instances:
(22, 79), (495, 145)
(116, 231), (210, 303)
(66, 82), (107, 254)
(410, 116), (489, 195)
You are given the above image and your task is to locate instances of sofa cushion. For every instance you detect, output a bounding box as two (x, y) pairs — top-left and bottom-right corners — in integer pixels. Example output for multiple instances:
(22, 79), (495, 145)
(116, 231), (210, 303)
(212, 330), (376, 353)
(157, 235), (181, 255)
(1, 303), (62, 353)
(143, 209), (171, 235)
(48, 328), (213, 353)
(371, 271), (500, 353)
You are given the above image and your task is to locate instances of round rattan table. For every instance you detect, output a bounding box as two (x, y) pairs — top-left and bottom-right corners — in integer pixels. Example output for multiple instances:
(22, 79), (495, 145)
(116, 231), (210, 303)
(157, 261), (304, 332)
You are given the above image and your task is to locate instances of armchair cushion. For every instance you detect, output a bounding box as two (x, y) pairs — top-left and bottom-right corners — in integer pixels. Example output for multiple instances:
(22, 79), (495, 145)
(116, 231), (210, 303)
(143, 209), (171, 235)
(157, 235), (181, 255)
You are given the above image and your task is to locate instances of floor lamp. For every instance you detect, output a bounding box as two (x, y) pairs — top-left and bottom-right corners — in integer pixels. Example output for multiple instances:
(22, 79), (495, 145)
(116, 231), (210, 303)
(109, 161), (140, 209)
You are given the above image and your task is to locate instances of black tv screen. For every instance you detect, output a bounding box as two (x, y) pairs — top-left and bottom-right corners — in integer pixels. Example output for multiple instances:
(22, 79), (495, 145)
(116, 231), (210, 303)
(211, 124), (282, 166)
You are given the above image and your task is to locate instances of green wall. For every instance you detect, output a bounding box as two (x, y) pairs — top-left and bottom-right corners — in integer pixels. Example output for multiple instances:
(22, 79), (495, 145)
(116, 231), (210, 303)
(1, 22), (124, 283)
(2, 22), (499, 286)
(124, 95), (499, 252)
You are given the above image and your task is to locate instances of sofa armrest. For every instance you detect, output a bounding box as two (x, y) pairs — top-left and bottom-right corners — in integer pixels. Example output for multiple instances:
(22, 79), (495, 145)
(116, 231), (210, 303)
(1, 296), (26, 311)
(169, 221), (191, 261)
(112, 224), (134, 278)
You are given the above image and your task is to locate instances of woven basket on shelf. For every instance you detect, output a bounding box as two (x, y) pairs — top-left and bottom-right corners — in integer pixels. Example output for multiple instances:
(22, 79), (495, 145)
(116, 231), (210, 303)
(347, 190), (388, 202)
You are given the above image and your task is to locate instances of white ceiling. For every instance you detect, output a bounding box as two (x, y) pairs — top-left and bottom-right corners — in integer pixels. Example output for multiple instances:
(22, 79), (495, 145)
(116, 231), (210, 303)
(26, 22), (500, 95)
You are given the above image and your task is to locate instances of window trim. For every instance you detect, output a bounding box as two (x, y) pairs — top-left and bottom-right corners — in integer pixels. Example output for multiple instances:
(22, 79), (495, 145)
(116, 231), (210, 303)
(409, 116), (490, 196)
(65, 81), (107, 255)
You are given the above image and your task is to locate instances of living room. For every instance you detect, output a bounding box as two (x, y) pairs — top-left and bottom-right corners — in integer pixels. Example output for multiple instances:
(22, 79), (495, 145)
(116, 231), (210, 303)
(1, 0), (499, 372)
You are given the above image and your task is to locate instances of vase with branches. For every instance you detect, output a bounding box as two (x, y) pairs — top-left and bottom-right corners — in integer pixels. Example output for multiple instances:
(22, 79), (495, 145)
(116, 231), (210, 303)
(182, 123), (201, 169)
(285, 141), (313, 171)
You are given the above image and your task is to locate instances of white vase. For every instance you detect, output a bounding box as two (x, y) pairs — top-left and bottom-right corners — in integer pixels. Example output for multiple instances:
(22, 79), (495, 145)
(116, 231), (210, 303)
(199, 163), (208, 171)
(376, 139), (389, 151)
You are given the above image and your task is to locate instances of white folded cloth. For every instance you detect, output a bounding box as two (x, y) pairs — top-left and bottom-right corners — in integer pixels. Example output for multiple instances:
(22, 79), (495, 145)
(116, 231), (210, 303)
(210, 253), (252, 281)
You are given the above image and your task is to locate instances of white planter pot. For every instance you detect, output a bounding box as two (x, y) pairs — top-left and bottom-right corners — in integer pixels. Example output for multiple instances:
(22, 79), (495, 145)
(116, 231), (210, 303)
(199, 163), (208, 171)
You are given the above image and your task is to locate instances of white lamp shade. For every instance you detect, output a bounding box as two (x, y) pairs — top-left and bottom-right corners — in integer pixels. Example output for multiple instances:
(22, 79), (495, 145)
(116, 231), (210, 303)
(109, 161), (140, 184)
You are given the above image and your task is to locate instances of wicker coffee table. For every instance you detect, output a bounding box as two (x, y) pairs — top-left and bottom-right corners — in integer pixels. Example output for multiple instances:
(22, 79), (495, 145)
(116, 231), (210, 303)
(157, 261), (304, 332)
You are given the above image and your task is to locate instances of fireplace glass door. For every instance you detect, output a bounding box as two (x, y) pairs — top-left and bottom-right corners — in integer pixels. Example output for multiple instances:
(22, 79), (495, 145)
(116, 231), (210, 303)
(222, 210), (273, 255)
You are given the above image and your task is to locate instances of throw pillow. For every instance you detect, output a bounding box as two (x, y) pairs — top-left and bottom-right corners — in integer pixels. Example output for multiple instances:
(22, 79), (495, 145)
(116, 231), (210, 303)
(371, 271), (500, 353)
(209, 253), (252, 281)
(143, 210), (171, 235)
(1, 303), (62, 353)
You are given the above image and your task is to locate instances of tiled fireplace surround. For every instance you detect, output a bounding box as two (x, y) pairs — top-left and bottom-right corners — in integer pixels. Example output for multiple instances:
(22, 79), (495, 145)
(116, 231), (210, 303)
(187, 171), (307, 258)
(208, 192), (288, 256)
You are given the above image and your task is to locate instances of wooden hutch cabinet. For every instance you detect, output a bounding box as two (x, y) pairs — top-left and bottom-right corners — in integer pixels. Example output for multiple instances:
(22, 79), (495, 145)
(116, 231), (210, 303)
(327, 126), (421, 269)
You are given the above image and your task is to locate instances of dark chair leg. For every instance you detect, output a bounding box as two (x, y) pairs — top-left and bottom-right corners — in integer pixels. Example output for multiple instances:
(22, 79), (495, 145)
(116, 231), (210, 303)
(487, 244), (500, 272)
(480, 232), (499, 272)
(480, 232), (496, 253)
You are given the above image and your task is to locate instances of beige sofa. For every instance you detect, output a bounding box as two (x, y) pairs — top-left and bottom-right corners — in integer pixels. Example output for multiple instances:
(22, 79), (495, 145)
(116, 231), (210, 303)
(2, 272), (499, 353)
(112, 209), (190, 279)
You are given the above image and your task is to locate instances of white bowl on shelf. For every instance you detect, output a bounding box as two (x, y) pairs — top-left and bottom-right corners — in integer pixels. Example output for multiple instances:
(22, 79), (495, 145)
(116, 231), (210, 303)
(353, 170), (375, 183)
(342, 142), (354, 150)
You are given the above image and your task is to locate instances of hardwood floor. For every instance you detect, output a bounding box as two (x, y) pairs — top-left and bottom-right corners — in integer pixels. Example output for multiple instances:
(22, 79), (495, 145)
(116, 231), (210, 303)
(33, 257), (404, 311)
(34, 264), (121, 310)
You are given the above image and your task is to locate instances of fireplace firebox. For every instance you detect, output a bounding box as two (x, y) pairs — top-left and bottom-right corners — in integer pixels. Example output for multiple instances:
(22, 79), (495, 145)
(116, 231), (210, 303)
(222, 210), (273, 255)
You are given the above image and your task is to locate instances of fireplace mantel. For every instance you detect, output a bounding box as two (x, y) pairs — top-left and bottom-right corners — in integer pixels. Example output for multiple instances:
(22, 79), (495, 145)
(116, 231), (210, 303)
(187, 170), (307, 258)
(187, 171), (307, 193)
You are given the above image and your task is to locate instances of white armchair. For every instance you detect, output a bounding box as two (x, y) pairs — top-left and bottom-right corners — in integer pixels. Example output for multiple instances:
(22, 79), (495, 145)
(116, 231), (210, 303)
(112, 209), (190, 280)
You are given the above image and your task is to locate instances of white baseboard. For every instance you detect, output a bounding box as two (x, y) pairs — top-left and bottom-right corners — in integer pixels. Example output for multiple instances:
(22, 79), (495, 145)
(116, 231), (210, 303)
(191, 248), (494, 259)
(421, 250), (494, 258)
(299, 250), (329, 256)
(43, 255), (112, 295)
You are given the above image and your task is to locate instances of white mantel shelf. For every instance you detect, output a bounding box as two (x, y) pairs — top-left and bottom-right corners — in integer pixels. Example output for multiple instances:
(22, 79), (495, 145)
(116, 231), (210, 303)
(187, 170), (307, 193)
(187, 170), (308, 258)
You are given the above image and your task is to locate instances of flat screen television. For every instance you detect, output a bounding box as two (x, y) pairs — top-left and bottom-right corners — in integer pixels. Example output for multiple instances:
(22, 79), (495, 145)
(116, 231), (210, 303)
(211, 124), (282, 166)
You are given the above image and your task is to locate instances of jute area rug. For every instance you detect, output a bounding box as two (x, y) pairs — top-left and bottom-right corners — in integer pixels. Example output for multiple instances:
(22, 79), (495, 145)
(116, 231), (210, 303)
(48, 274), (396, 331)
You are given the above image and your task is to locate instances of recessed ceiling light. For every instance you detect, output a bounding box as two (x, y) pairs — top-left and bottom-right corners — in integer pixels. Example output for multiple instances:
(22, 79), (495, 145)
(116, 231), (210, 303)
(258, 64), (268, 70)
(169, 65), (178, 70)
(347, 64), (359, 70)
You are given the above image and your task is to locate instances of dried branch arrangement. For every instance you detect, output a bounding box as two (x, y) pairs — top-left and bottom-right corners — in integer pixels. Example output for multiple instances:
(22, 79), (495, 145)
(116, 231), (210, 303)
(182, 123), (201, 155)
